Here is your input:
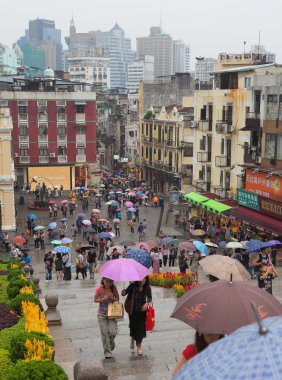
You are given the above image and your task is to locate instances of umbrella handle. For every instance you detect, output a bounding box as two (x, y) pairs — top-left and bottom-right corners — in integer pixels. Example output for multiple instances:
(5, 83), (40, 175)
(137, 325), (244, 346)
(251, 302), (268, 335)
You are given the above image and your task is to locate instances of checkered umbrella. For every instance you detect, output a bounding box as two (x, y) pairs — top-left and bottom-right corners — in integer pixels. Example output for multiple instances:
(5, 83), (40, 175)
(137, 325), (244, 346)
(54, 245), (71, 254)
(124, 249), (152, 269)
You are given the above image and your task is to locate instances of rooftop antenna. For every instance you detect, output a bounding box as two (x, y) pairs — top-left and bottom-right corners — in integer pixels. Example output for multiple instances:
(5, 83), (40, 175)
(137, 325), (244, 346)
(258, 30), (261, 55)
(243, 41), (246, 54)
(160, 3), (163, 33)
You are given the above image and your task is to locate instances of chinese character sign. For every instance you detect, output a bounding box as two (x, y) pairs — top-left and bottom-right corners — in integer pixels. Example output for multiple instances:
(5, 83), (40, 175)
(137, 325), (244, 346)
(245, 169), (282, 203)
(237, 189), (260, 211)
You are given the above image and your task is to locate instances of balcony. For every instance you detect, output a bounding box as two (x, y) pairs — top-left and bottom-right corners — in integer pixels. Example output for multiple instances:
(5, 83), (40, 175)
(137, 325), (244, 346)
(38, 113), (47, 121)
(76, 134), (86, 144)
(212, 185), (228, 197)
(58, 155), (67, 163)
(154, 138), (164, 145)
(38, 135), (48, 142)
(216, 122), (234, 134)
(76, 113), (85, 124)
(76, 155), (86, 163)
(198, 119), (212, 132)
(19, 156), (29, 164)
(57, 113), (66, 121)
(39, 156), (49, 164)
(163, 164), (176, 173)
(197, 151), (211, 162)
(166, 140), (177, 147)
(58, 135), (67, 143)
(19, 135), (28, 142)
(245, 112), (260, 130)
(193, 180), (210, 192)
(142, 136), (153, 143)
(215, 156), (231, 167)
(18, 113), (27, 121)
(153, 160), (164, 169)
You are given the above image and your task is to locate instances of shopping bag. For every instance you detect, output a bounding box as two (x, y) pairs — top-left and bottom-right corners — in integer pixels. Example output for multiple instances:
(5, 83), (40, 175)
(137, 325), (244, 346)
(145, 303), (155, 331)
(107, 302), (124, 319)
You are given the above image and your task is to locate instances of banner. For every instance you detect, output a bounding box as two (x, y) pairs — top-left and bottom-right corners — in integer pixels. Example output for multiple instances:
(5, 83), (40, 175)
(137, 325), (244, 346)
(237, 189), (260, 211)
(245, 169), (282, 203)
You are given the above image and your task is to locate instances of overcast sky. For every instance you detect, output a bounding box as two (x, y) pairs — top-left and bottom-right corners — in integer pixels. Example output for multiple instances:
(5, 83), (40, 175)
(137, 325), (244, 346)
(1, 0), (281, 69)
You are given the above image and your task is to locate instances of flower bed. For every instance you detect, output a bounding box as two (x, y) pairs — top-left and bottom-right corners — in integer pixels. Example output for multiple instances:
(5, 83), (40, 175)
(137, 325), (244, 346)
(0, 261), (67, 380)
(149, 272), (194, 288)
(173, 282), (202, 297)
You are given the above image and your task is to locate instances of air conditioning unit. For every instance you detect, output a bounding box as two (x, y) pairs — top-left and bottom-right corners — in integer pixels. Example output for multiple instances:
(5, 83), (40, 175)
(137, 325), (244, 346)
(255, 156), (261, 164)
(14, 153), (19, 157)
(49, 153), (56, 158)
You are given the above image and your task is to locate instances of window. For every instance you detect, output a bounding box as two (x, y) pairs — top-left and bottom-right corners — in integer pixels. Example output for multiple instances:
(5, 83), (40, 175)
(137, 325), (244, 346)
(267, 95), (277, 103)
(145, 147), (148, 159)
(221, 138), (225, 155)
(76, 105), (85, 113)
(220, 170), (224, 186)
(58, 146), (67, 155)
(39, 145), (48, 156)
(39, 123), (47, 136)
(0, 100), (7, 107)
(77, 146), (85, 155)
(225, 171), (231, 190)
(145, 123), (148, 135)
(183, 143), (193, 157)
(58, 124), (66, 138)
(129, 131), (134, 138)
(57, 106), (66, 114)
(20, 144), (28, 156)
(244, 77), (251, 88)
(19, 124), (28, 136)
(18, 105), (27, 114)
(76, 126), (85, 135)
(200, 136), (206, 150)
(278, 135), (282, 159)
(265, 133), (276, 158)
(158, 149), (161, 160)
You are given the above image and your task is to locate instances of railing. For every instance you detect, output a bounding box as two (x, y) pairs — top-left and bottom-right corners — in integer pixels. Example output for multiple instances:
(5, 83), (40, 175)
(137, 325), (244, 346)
(166, 140), (177, 147)
(76, 155), (86, 163)
(192, 180), (209, 192)
(57, 113), (66, 121)
(19, 135), (28, 142)
(18, 113), (27, 121)
(38, 113), (47, 121)
(198, 120), (212, 132)
(38, 135), (48, 142)
(58, 136), (67, 143)
(76, 113), (85, 123)
(216, 122), (234, 134)
(142, 136), (153, 143)
(19, 156), (29, 164)
(153, 160), (164, 169)
(58, 155), (67, 163)
(39, 156), (49, 164)
(246, 112), (260, 119)
(197, 151), (211, 162)
(76, 134), (86, 143)
(154, 138), (164, 145)
(215, 156), (231, 167)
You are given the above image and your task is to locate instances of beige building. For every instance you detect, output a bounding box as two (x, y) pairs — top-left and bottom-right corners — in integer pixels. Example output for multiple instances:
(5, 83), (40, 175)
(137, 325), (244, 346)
(183, 53), (282, 199)
(0, 108), (16, 231)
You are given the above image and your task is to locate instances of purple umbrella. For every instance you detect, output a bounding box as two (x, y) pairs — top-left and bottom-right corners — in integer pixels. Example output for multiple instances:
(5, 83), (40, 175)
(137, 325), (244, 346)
(263, 240), (282, 247)
(61, 237), (73, 244)
(128, 207), (136, 212)
(99, 258), (149, 282)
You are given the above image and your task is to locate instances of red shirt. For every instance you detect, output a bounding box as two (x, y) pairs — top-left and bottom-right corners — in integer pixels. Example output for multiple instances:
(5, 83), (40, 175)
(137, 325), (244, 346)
(182, 344), (197, 361)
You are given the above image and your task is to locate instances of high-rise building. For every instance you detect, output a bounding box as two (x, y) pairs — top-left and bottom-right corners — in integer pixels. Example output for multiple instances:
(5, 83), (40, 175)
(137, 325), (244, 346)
(173, 40), (185, 73)
(195, 57), (216, 83)
(65, 18), (96, 56)
(68, 48), (110, 89)
(127, 55), (154, 94)
(0, 44), (19, 74)
(17, 37), (45, 70)
(23, 18), (62, 70)
(137, 27), (173, 79)
(184, 45), (190, 72)
(96, 23), (134, 89)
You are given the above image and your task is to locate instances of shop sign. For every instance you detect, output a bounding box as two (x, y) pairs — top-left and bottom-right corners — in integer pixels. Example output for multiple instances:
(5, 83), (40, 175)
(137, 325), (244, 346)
(245, 169), (282, 202)
(260, 198), (282, 221)
(170, 191), (180, 205)
(237, 189), (260, 211)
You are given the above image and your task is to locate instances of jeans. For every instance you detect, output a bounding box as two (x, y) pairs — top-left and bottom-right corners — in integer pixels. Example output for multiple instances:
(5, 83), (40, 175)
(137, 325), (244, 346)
(115, 228), (120, 237)
(63, 266), (71, 281)
(99, 251), (104, 261)
(97, 313), (118, 355)
(45, 267), (52, 280)
(163, 256), (168, 267)
(169, 256), (175, 266)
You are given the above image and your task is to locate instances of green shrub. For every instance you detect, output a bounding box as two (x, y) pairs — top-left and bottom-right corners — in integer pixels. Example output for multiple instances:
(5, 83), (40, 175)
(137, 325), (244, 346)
(7, 262), (21, 270)
(0, 348), (13, 380)
(9, 293), (43, 315)
(10, 331), (54, 362)
(4, 360), (68, 380)
(0, 276), (9, 305)
(7, 269), (24, 281)
(7, 279), (36, 299)
(0, 318), (25, 351)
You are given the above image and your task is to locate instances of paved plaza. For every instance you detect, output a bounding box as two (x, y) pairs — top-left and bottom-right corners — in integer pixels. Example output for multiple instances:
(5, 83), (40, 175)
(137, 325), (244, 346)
(2, 192), (282, 379)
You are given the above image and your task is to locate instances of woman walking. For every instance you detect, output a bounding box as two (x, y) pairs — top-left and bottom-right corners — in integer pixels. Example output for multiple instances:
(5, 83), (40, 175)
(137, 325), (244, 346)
(44, 251), (53, 282)
(55, 252), (63, 282)
(94, 278), (119, 359)
(151, 248), (160, 274)
(122, 276), (152, 355)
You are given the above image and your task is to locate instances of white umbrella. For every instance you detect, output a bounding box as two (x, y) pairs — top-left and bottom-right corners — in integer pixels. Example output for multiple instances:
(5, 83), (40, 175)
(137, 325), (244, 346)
(226, 242), (243, 249)
(205, 242), (219, 248)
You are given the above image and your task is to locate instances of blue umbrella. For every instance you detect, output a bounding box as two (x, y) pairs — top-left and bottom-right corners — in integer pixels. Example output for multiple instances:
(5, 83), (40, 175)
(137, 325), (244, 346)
(85, 227), (96, 233)
(193, 241), (208, 255)
(97, 232), (112, 239)
(78, 213), (87, 218)
(80, 186), (87, 191)
(54, 245), (71, 254)
(110, 200), (118, 207)
(246, 239), (265, 253)
(219, 241), (226, 248)
(109, 191), (115, 194)
(48, 222), (57, 229)
(60, 218), (68, 222)
(160, 237), (173, 245)
(26, 214), (38, 220)
(262, 240), (282, 248)
(124, 249), (152, 269)
(174, 316), (282, 380)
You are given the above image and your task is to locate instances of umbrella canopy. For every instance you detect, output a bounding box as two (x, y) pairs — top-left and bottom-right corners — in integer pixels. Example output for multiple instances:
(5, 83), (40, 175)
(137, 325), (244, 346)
(98, 218), (108, 223)
(147, 240), (159, 249)
(99, 184), (105, 188)
(168, 239), (180, 247)
(142, 195), (149, 199)
(76, 245), (93, 252)
(33, 226), (45, 231)
(48, 200), (56, 204)
(205, 242), (218, 248)
(226, 242), (243, 249)
(125, 201), (133, 208)
(192, 229), (206, 236)
(125, 249), (152, 269)
(107, 245), (124, 257)
(92, 209), (101, 214)
(193, 241), (208, 255)
(128, 207), (136, 212)
(82, 220), (92, 226)
(85, 227), (96, 233)
(100, 258), (149, 282)
(116, 208), (122, 212)
(110, 200), (119, 207)
(174, 316), (282, 380)
(61, 237), (73, 244)
(48, 222), (57, 229)
(106, 201), (112, 206)
(113, 218), (121, 224)
(199, 254), (250, 281)
(26, 214), (38, 220)
(246, 240), (265, 253)
(171, 280), (282, 335)
(78, 213), (87, 218)
(54, 245), (71, 254)
(263, 240), (282, 247)
(13, 236), (26, 245)
(61, 200), (68, 204)
(218, 241), (227, 248)
(60, 218), (68, 222)
(96, 232), (112, 239)
(179, 241), (196, 251)
(160, 237), (173, 245)
(51, 240), (61, 245)
(136, 242), (150, 252)
(119, 240), (136, 247)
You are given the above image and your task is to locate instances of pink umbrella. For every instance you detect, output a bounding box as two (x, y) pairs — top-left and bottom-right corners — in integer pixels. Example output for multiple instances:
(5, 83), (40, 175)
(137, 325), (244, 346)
(179, 241), (196, 251)
(136, 242), (150, 252)
(61, 237), (73, 244)
(128, 191), (136, 196)
(82, 219), (92, 226)
(99, 258), (149, 282)
(147, 240), (159, 249)
(48, 200), (56, 204)
(142, 195), (149, 199)
(125, 201), (133, 208)
(61, 200), (68, 204)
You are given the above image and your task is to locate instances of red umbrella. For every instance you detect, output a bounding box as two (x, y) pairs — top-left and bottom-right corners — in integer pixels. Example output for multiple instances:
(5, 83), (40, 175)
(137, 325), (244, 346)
(171, 280), (282, 335)
(13, 236), (26, 245)
(147, 240), (158, 249)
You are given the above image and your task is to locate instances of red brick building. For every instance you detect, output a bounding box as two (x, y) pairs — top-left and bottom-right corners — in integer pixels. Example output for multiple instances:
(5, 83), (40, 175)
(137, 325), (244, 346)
(0, 77), (97, 189)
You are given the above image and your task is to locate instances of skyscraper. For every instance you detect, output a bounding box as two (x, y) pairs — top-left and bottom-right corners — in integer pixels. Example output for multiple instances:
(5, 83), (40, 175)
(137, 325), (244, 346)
(127, 55), (154, 93)
(137, 27), (173, 79)
(173, 40), (185, 73)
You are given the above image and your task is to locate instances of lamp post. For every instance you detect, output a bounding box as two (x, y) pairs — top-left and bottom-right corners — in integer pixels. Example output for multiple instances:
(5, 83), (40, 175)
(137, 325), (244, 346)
(32, 176), (55, 189)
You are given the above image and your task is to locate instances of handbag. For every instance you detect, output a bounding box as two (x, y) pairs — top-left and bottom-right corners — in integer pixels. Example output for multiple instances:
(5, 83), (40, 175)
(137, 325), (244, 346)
(145, 303), (155, 332)
(124, 288), (135, 315)
(107, 302), (124, 319)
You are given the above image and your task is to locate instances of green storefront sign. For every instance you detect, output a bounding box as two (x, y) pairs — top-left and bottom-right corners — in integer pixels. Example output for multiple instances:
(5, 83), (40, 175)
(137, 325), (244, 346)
(237, 189), (260, 211)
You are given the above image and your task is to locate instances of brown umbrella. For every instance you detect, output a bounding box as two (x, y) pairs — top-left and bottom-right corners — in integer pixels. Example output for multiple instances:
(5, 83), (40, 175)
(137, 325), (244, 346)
(171, 280), (282, 335)
(179, 241), (196, 251)
(192, 229), (206, 236)
(199, 254), (250, 281)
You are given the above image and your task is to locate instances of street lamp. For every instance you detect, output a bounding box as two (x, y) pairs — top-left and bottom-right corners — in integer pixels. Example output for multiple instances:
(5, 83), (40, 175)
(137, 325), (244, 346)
(32, 176), (55, 189)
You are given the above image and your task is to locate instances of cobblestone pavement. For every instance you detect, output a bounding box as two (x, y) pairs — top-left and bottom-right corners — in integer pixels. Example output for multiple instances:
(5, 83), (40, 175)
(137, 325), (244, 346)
(3, 192), (282, 379)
